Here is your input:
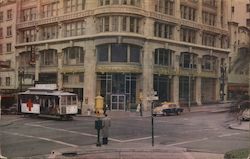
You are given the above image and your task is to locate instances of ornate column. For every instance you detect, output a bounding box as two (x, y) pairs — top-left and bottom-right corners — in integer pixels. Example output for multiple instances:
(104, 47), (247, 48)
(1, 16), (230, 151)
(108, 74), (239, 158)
(195, 77), (202, 105)
(197, 0), (202, 23)
(216, 0), (221, 28)
(172, 52), (180, 104)
(174, 0), (180, 18)
(35, 49), (40, 81)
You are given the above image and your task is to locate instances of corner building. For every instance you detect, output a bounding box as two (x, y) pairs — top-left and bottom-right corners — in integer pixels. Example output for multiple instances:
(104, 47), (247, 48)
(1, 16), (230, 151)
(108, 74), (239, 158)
(16, 0), (230, 112)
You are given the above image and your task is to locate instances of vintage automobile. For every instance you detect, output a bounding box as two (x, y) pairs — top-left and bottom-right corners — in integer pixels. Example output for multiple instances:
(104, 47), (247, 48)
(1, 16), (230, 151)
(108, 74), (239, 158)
(241, 109), (250, 121)
(153, 102), (183, 116)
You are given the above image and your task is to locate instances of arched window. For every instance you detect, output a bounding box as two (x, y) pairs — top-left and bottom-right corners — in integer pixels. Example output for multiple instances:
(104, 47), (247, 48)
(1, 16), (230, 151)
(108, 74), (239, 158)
(180, 52), (197, 69)
(63, 47), (84, 65)
(40, 49), (58, 66)
(154, 48), (174, 66)
(97, 44), (141, 63)
(202, 55), (217, 71)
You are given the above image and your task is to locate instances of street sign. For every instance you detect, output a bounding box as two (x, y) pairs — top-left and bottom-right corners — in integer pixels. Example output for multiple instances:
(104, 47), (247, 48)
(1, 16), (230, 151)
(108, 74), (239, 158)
(146, 96), (159, 101)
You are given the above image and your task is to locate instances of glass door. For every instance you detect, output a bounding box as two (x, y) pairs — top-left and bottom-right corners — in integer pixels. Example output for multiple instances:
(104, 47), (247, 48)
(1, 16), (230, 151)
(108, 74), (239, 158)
(111, 94), (125, 111)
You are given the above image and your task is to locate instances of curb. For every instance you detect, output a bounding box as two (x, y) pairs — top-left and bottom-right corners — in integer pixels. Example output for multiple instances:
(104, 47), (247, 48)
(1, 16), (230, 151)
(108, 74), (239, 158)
(228, 123), (250, 131)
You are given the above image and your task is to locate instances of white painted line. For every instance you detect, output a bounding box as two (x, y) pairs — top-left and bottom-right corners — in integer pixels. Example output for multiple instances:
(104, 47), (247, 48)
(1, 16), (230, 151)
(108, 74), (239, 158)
(0, 155), (7, 159)
(25, 123), (121, 142)
(121, 136), (160, 143)
(218, 133), (241, 138)
(166, 138), (208, 146)
(25, 123), (158, 143)
(1, 131), (78, 148)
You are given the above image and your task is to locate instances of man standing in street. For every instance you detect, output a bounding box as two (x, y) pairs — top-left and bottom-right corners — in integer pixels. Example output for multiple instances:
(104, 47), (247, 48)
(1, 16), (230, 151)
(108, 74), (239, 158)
(102, 114), (111, 145)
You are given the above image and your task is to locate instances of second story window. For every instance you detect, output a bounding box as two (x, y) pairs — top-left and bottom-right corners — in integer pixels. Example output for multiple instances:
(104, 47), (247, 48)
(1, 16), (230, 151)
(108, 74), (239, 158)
(154, 22), (174, 39)
(180, 27), (196, 43)
(0, 12), (3, 21)
(64, 0), (86, 13)
(6, 43), (11, 52)
(40, 49), (58, 66)
(202, 55), (217, 71)
(180, 52), (198, 69)
(180, 5), (196, 21)
(42, 2), (58, 18)
(7, 10), (12, 20)
(99, 0), (141, 7)
(7, 26), (12, 37)
(154, 48), (173, 66)
(155, 0), (174, 15)
(63, 47), (84, 65)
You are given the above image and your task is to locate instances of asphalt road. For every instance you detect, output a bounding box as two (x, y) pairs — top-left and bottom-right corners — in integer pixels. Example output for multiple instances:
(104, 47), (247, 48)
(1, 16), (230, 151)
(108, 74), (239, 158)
(0, 111), (249, 158)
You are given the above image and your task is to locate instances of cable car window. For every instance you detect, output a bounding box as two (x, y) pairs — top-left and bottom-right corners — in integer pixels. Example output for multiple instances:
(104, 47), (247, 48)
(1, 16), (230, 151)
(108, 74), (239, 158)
(67, 96), (72, 105)
(61, 96), (66, 106)
(72, 96), (77, 105)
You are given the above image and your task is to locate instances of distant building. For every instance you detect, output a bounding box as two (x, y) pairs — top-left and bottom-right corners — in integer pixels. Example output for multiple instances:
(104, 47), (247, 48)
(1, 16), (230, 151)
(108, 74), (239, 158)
(11, 0), (231, 112)
(228, 0), (250, 99)
(0, 0), (17, 94)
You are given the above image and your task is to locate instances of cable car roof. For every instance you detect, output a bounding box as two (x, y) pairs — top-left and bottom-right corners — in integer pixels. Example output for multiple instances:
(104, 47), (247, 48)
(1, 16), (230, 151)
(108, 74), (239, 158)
(18, 90), (77, 96)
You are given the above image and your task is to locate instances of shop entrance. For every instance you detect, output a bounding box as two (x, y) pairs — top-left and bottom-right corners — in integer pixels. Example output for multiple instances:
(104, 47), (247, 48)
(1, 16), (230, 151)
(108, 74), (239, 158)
(111, 94), (126, 110)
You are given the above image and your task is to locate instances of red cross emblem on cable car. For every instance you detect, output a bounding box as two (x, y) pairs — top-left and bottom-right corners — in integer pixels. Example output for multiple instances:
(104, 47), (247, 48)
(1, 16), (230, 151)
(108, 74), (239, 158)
(26, 99), (33, 111)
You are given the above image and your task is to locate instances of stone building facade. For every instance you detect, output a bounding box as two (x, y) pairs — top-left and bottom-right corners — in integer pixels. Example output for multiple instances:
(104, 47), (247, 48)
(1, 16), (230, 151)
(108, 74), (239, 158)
(0, 0), (17, 94)
(15, 0), (230, 112)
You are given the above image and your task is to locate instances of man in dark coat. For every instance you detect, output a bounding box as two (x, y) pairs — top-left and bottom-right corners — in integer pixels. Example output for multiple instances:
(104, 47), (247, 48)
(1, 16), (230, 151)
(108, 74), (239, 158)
(102, 114), (111, 145)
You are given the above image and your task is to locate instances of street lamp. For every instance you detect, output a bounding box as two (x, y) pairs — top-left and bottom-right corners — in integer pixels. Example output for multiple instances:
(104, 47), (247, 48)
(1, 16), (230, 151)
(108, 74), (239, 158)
(220, 64), (227, 101)
(19, 67), (24, 92)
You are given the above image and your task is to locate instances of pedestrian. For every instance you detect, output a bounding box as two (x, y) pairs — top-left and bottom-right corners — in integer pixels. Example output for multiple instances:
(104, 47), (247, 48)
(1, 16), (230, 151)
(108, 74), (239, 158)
(103, 104), (109, 115)
(102, 114), (111, 145)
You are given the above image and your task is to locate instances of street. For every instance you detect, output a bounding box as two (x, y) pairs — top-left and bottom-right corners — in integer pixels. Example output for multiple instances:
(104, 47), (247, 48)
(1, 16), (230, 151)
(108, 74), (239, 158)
(0, 111), (250, 158)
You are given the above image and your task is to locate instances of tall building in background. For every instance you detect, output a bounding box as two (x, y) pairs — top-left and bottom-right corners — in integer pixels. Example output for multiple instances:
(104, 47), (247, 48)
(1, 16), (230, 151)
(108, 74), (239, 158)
(228, 0), (250, 99)
(0, 0), (17, 95)
(11, 0), (231, 112)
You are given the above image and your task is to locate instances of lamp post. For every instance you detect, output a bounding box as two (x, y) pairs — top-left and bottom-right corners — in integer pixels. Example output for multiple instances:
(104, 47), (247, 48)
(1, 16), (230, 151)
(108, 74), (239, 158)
(220, 65), (227, 101)
(19, 67), (24, 92)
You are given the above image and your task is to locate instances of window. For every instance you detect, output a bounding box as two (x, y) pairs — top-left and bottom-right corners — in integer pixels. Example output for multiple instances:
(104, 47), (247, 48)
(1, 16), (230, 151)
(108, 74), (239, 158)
(41, 25), (58, 40)
(111, 44), (127, 62)
(0, 44), (2, 53)
(247, 19), (250, 27)
(0, 12), (3, 21)
(180, 27), (196, 43)
(0, 28), (2, 38)
(155, 0), (174, 15)
(154, 22), (173, 39)
(180, 5), (196, 21)
(65, 20), (86, 37)
(7, 26), (12, 37)
(41, 2), (58, 18)
(22, 28), (36, 43)
(203, 0), (216, 7)
(40, 49), (58, 66)
(247, 4), (250, 12)
(154, 48), (173, 66)
(97, 45), (109, 62)
(6, 77), (10, 86)
(97, 15), (141, 33)
(97, 44), (141, 63)
(64, 0), (86, 13)
(180, 52), (197, 69)
(99, 0), (141, 7)
(6, 43), (11, 52)
(202, 55), (217, 71)
(202, 32), (216, 47)
(21, 7), (37, 22)
(63, 47), (84, 65)
(202, 12), (216, 26)
(7, 10), (12, 20)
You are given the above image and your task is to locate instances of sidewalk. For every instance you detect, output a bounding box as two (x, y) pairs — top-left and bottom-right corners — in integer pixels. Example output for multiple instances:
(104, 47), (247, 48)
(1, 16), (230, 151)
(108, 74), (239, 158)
(229, 121), (250, 131)
(49, 143), (224, 159)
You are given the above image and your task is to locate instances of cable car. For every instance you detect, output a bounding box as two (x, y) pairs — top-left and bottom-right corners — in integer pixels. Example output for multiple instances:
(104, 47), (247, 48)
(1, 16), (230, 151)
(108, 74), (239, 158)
(18, 84), (78, 120)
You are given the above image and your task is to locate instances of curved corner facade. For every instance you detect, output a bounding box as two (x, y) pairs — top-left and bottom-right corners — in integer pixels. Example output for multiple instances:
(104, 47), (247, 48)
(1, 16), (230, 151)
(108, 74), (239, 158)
(15, 0), (230, 112)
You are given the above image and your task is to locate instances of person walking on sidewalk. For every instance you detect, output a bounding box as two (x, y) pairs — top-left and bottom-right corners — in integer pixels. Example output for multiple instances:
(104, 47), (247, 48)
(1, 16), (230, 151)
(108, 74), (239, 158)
(102, 114), (111, 145)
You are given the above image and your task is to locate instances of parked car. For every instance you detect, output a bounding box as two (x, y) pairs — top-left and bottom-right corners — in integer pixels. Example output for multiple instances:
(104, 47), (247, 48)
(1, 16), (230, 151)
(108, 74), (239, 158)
(153, 102), (183, 116)
(241, 109), (250, 121)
